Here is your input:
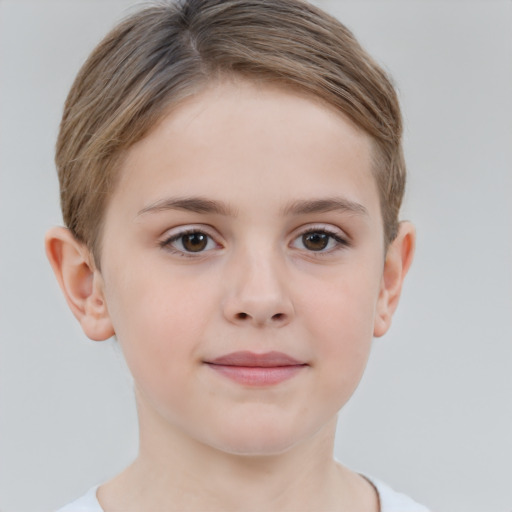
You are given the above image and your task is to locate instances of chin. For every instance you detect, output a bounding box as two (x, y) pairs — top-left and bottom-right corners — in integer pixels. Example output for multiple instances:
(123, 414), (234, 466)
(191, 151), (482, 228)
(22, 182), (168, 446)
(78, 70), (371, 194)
(201, 415), (315, 457)
(217, 436), (298, 457)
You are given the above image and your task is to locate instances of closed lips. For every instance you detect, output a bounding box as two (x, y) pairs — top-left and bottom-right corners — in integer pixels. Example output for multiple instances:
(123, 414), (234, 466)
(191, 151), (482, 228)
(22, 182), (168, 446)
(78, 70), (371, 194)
(206, 351), (307, 367)
(204, 351), (308, 386)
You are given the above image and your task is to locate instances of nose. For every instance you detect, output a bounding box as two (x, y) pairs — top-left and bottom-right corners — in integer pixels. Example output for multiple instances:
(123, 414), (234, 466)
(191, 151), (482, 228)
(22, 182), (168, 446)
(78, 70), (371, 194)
(222, 248), (294, 328)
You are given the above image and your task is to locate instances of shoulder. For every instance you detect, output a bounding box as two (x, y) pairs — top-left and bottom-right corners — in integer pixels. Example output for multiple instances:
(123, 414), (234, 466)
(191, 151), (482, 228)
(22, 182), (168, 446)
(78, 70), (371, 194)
(366, 477), (431, 512)
(55, 486), (103, 512)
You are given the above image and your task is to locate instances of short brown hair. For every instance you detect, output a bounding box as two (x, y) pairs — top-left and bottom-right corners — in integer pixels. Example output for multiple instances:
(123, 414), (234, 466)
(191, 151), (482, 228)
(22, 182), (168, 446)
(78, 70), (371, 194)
(56, 0), (405, 265)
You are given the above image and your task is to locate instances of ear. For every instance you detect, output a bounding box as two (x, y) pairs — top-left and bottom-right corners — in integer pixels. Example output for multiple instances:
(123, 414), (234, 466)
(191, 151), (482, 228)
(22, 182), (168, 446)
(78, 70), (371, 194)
(45, 227), (115, 341)
(373, 222), (415, 337)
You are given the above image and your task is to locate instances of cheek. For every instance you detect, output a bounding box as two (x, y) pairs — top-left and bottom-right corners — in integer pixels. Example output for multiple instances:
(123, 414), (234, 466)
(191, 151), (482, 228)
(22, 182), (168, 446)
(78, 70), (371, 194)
(300, 264), (381, 388)
(103, 264), (216, 389)
(303, 262), (381, 337)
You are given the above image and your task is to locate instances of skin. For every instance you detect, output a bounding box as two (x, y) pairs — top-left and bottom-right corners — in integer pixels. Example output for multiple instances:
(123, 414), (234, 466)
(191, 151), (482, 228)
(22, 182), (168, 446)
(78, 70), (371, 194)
(46, 79), (414, 511)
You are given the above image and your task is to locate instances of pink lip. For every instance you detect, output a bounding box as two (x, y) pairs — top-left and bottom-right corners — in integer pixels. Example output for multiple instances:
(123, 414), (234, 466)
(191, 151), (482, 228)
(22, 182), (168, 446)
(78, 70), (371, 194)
(205, 351), (308, 386)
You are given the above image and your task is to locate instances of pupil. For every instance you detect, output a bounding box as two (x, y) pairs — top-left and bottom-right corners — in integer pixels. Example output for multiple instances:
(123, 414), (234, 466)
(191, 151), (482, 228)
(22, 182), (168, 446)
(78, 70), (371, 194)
(183, 233), (207, 252)
(303, 232), (328, 251)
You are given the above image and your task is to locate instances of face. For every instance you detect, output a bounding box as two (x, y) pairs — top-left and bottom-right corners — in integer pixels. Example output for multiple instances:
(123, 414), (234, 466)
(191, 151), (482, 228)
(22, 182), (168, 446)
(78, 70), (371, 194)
(98, 79), (387, 455)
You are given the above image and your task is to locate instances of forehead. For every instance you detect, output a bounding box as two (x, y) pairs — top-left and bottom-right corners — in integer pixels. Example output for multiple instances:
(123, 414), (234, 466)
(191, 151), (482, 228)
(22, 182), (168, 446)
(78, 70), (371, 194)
(109, 79), (380, 222)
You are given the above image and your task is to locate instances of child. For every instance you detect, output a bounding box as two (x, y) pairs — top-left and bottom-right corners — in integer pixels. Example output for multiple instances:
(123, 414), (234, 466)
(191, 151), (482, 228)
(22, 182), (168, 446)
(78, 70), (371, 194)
(46, 0), (428, 510)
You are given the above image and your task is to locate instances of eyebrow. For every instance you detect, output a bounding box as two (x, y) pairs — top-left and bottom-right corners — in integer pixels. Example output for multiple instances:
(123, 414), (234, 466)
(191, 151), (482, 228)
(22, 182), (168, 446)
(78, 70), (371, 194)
(137, 195), (368, 218)
(282, 197), (368, 217)
(137, 196), (238, 217)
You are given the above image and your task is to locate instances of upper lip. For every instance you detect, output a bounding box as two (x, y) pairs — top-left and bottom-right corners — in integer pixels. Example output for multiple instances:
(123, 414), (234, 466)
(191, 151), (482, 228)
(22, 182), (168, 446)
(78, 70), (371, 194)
(207, 351), (306, 367)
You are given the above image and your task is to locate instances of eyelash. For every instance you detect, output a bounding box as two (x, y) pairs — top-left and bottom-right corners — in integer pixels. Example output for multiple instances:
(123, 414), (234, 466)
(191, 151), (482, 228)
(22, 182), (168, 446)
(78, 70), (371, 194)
(159, 226), (349, 257)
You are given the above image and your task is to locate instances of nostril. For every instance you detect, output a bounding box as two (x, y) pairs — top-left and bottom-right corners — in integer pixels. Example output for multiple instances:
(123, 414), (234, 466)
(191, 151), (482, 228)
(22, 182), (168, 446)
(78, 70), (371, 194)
(236, 312), (249, 320)
(272, 313), (284, 321)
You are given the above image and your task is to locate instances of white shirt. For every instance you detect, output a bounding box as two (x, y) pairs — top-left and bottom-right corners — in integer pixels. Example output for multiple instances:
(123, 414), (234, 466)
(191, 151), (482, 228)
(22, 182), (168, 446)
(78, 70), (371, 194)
(56, 477), (430, 512)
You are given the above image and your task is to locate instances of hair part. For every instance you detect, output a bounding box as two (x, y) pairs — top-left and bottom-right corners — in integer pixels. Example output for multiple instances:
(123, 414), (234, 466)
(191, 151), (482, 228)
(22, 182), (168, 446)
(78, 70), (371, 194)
(56, 0), (405, 266)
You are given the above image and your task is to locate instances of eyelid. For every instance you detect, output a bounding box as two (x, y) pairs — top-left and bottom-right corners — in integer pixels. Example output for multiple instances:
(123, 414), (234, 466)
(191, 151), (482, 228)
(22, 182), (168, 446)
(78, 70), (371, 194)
(291, 223), (348, 239)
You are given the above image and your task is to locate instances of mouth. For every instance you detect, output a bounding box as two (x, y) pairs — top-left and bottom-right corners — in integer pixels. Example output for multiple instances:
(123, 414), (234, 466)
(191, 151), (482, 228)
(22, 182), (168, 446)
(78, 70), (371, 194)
(204, 351), (308, 386)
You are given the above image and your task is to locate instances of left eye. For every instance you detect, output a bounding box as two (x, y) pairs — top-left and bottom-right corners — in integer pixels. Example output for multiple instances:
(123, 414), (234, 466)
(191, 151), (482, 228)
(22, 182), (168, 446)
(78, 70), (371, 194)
(291, 230), (346, 252)
(163, 231), (218, 254)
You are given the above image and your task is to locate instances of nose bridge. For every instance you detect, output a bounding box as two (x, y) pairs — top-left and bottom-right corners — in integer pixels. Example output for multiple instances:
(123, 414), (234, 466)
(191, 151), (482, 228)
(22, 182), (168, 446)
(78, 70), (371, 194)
(223, 238), (294, 326)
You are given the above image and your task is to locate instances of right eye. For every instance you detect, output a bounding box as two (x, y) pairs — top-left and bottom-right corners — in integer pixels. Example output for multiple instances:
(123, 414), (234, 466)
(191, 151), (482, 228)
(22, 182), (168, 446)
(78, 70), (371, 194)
(161, 229), (219, 255)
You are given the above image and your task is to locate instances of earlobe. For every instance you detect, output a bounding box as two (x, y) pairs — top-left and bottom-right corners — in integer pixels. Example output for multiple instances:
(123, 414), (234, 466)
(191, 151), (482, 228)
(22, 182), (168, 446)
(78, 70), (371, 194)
(45, 227), (115, 341)
(373, 222), (415, 338)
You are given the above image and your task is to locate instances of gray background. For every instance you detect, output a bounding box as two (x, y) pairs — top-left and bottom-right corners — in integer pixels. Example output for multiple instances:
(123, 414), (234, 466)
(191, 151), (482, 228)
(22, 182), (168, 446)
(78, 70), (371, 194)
(0, 1), (511, 511)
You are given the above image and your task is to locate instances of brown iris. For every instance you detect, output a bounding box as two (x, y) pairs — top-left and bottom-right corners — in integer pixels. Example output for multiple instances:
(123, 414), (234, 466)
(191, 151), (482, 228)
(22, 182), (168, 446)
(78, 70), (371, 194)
(182, 232), (208, 252)
(302, 232), (329, 251)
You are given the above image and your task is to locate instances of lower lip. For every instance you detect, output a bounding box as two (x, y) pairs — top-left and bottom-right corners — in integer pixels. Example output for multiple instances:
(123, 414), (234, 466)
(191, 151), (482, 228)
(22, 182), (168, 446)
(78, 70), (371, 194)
(206, 364), (306, 386)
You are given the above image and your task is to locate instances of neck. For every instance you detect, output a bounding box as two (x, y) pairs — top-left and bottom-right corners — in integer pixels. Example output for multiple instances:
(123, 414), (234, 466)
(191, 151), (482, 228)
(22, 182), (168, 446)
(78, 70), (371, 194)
(98, 394), (376, 511)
